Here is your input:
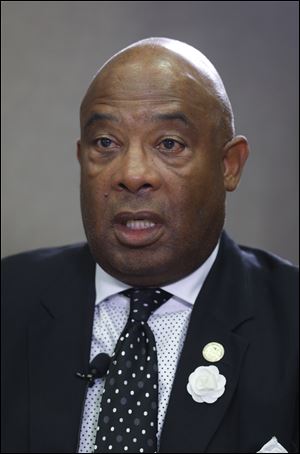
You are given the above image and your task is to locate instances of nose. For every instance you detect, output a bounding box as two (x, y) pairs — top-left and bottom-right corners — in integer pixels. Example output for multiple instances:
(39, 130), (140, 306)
(111, 144), (161, 194)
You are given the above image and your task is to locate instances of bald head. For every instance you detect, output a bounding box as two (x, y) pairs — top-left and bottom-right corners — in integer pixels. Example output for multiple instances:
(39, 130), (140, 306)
(80, 37), (235, 146)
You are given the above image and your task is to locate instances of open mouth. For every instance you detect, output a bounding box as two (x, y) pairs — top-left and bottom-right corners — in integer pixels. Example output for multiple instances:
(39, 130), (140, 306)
(113, 211), (164, 247)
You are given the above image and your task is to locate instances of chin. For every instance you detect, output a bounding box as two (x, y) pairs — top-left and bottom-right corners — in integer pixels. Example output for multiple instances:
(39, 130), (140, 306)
(109, 250), (169, 279)
(91, 244), (173, 286)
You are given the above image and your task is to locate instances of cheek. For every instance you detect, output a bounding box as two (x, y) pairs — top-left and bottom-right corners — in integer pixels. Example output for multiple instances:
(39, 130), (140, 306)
(176, 164), (221, 207)
(171, 165), (225, 231)
(80, 172), (109, 228)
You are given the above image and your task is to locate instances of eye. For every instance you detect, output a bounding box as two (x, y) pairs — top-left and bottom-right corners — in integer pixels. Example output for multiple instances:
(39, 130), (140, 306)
(157, 138), (185, 153)
(97, 137), (113, 148)
(93, 136), (120, 153)
(162, 139), (176, 149)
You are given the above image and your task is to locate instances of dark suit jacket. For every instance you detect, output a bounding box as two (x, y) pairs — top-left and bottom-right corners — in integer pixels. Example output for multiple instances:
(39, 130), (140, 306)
(1, 232), (299, 453)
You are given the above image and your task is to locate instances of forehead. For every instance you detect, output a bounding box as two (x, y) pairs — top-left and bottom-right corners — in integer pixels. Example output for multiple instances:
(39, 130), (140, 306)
(80, 53), (219, 129)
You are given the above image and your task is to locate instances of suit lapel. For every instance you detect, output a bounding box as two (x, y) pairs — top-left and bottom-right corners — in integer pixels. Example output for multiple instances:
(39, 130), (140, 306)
(159, 233), (254, 453)
(28, 245), (96, 453)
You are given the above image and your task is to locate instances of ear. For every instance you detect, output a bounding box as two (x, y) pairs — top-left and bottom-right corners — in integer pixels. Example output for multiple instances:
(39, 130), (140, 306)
(76, 139), (82, 164)
(222, 135), (249, 192)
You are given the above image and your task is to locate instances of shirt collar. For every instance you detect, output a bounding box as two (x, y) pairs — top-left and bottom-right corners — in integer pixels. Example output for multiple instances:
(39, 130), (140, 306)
(95, 241), (219, 306)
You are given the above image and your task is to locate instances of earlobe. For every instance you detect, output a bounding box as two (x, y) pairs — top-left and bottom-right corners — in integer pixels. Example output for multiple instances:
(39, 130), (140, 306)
(76, 140), (81, 164)
(222, 135), (249, 192)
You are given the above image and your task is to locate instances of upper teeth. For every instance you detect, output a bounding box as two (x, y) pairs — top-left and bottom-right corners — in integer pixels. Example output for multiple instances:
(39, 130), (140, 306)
(126, 220), (155, 229)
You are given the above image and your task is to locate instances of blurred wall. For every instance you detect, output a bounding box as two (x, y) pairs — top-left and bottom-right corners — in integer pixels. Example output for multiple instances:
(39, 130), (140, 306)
(1, 1), (299, 264)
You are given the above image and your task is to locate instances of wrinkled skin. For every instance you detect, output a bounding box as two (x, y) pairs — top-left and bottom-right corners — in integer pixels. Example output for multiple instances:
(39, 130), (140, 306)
(77, 38), (249, 286)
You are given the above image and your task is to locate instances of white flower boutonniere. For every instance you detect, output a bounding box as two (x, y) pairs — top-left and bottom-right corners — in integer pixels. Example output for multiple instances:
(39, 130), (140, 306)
(187, 365), (226, 403)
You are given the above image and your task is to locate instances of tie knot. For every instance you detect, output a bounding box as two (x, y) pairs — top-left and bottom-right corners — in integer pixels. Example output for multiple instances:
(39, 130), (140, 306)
(123, 288), (172, 322)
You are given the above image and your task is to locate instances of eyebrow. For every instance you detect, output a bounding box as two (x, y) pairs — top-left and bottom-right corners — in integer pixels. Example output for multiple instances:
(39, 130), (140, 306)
(83, 113), (119, 131)
(151, 112), (190, 126)
(83, 111), (191, 133)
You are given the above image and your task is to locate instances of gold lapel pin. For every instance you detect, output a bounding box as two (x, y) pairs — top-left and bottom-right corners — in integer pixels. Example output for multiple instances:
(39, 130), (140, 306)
(202, 342), (225, 362)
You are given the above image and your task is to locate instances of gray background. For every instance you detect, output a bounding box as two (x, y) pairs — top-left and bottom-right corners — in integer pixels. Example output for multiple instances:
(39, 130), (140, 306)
(1, 1), (299, 264)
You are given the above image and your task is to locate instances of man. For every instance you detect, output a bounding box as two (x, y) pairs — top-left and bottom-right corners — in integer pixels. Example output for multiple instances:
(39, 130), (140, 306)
(1, 38), (298, 453)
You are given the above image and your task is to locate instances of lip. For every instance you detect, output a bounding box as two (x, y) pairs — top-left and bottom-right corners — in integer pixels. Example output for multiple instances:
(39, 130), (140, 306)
(113, 211), (164, 247)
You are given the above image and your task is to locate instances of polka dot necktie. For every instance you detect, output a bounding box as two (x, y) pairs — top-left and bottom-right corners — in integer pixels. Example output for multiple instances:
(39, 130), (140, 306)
(94, 288), (172, 453)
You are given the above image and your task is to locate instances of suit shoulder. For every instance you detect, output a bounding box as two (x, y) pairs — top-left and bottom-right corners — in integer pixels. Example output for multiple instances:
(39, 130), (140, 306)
(2, 242), (88, 268)
(238, 243), (298, 299)
(239, 243), (298, 274)
(1, 242), (91, 296)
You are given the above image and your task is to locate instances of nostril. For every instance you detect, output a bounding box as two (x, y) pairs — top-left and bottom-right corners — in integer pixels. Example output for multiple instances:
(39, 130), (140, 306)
(117, 182), (153, 193)
(118, 183), (127, 191)
(139, 184), (153, 193)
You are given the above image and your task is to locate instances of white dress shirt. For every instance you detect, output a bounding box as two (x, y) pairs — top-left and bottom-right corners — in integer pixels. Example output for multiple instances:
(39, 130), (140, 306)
(78, 243), (219, 453)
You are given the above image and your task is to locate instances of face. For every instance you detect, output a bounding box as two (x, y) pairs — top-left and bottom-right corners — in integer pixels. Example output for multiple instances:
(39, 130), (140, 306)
(77, 49), (247, 286)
